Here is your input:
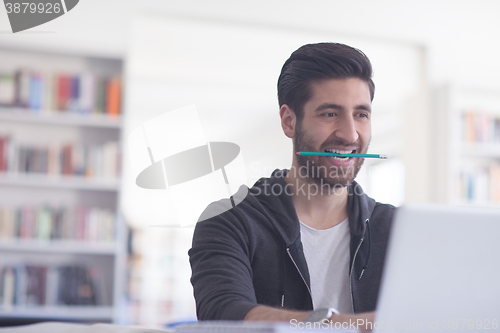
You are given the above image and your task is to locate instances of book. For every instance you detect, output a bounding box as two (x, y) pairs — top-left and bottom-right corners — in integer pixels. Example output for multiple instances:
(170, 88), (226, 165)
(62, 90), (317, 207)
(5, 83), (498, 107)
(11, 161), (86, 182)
(458, 163), (500, 204)
(0, 73), (15, 106)
(14, 69), (30, 108)
(79, 73), (95, 115)
(0, 135), (7, 171)
(0, 68), (122, 115)
(28, 72), (43, 111)
(0, 263), (104, 307)
(0, 204), (116, 243)
(106, 78), (121, 116)
(0, 266), (16, 307)
(462, 110), (500, 144)
(0, 139), (120, 178)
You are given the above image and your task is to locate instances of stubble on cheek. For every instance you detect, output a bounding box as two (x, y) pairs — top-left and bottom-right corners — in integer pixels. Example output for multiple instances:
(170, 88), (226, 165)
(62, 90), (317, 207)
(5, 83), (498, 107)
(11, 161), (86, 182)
(293, 124), (367, 187)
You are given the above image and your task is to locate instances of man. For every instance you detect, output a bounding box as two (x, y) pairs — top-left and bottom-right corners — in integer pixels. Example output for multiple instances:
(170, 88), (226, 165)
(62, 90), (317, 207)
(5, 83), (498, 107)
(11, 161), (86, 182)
(189, 43), (395, 326)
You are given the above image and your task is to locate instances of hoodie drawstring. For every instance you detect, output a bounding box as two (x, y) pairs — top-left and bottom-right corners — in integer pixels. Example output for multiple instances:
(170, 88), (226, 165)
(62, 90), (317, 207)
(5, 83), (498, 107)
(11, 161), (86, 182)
(281, 245), (286, 307)
(359, 219), (371, 280)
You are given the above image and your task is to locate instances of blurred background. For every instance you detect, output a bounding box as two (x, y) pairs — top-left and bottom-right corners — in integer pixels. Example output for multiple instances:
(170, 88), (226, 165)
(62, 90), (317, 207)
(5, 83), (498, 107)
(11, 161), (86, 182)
(0, 0), (499, 328)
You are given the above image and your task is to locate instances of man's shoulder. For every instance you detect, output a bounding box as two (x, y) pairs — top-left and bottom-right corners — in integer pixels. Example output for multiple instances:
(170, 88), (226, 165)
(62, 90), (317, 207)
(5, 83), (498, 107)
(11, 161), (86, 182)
(371, 200), (397, 228)
(373, 200), (397, 212)
(197, 184), (254, 223)
(197, 168), (284, 224)
(348, 181), (396, 231)
(195, 169), (295, 239)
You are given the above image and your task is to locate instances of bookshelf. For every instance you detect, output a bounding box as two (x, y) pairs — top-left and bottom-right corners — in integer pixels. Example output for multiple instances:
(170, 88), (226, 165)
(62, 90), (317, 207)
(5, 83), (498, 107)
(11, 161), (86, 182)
(0, 172), (120, 191)
(0, 47), (126, 324)
(0, 109), (122, 128)
(434, 85), (500, 207)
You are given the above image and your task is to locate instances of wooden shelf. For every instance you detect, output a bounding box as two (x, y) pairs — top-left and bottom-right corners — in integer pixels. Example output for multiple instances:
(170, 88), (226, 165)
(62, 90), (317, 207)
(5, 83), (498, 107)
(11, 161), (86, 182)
(0, 108), (122, 129)
(0, 173), (120, 192)
(0, 240), (117, 255)
(0, 306), (113, 320)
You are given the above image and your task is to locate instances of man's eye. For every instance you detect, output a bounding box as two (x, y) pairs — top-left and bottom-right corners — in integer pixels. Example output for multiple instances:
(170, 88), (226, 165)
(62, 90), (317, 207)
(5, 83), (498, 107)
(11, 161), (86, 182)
(324, 113), (335, 117)
(358, 113), (369, 118)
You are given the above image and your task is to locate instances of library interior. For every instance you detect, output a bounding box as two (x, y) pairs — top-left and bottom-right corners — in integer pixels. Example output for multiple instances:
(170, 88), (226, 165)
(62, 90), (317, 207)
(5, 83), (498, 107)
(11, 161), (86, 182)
(0, 1), (499, 332)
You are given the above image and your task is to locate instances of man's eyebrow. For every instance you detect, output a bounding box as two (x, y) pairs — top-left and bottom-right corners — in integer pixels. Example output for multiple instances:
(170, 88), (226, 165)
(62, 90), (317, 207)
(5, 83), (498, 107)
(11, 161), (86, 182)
(315, 103), (344, 112)
(314, 103), (372, 113)
(357, 104), (372, 113)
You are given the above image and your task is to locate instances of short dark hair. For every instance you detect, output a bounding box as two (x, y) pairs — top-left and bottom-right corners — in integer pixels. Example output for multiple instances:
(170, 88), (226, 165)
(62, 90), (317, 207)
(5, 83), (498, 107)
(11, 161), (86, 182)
(277, 42), (375, 121)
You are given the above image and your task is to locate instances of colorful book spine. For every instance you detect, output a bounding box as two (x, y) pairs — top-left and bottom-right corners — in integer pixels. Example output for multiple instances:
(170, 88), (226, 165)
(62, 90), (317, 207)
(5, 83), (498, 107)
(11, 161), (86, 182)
(0, 73), (16, 106)
(0, 68), (121, 116)
(14, 69), (30, 108)
(458, 163), (500, 204)
(0, 136), (121, 179)
(0, 264), (104, 307)
(0, 205), (116, 243)
(0, 135), (7, 172)
(106, 78), (121, 116)
(462, 110), (500, 144)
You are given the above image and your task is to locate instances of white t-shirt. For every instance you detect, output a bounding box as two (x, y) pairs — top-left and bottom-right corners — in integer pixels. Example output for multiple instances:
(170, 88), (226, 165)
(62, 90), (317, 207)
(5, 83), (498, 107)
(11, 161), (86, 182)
(299, 218), (353, 313)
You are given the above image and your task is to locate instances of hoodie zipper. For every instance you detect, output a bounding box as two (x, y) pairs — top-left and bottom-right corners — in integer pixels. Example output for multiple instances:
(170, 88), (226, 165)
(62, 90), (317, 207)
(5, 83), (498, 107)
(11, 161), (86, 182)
(286, 248), (312, 297)
(286, 217), (370, 313)
(349, 218), (369, 313)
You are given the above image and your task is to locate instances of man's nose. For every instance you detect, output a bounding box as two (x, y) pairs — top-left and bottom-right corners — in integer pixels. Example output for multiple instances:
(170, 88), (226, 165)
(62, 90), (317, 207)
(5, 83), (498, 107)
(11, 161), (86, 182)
(334, 115), (359, 144)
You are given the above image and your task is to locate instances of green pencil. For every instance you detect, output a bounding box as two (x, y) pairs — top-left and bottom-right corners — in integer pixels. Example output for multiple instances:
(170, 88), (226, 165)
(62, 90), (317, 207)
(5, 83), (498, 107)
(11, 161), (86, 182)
(296, 151), (387, 159)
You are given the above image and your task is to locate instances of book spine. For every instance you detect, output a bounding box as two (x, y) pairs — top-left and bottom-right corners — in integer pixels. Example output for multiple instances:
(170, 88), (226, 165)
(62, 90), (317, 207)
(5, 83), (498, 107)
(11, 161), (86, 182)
(2, 264), (100, 307)
(0, 73), (16, 106)
(0, 204), (116, 243)
(462, 110), (500, 145)
(106, 77), (121, 116)
(79, 73), (94, 115)
(2, 68), (121, 117)
(0, 135), (5, 172)
(2, 267), (16, 307)
(14, 69), (30, 108)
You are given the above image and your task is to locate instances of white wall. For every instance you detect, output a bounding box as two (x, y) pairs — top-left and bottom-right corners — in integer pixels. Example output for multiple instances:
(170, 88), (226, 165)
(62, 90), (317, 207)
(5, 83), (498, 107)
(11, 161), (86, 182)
(1, 0), (499, 88)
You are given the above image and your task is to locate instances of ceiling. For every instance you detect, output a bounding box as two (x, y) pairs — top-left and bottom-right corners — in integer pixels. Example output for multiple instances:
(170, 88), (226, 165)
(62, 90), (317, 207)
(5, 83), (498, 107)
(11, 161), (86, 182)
(0, 0), (499, 87)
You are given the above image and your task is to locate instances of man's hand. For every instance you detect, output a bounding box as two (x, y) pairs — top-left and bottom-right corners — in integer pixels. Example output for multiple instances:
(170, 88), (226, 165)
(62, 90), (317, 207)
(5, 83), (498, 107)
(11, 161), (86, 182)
(245, 306), (375, 332)
(244, 305), (309, 322)
(330, 311), (375, 332)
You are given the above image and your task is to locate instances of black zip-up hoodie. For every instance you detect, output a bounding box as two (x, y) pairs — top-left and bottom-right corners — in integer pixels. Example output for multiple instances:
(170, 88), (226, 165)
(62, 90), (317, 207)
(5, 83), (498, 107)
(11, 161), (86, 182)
(189, 169), (395, 320)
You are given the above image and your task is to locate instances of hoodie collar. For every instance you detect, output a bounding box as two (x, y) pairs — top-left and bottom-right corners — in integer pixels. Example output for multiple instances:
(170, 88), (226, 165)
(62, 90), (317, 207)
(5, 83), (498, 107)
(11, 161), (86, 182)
(250, 169), (376, 246)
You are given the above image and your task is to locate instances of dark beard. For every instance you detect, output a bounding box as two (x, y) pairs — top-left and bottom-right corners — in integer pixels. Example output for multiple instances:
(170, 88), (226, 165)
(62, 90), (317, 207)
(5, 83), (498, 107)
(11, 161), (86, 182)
(293, 120), (367, 188)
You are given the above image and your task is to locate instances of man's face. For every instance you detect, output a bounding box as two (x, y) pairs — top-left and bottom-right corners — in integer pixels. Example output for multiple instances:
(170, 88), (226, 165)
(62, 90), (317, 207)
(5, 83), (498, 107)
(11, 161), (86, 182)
(293, 78), (372, 188)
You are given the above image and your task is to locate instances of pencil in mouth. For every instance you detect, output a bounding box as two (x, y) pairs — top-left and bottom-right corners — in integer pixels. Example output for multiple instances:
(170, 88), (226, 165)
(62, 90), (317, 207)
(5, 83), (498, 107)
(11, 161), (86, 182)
(296, 151), (387, 159)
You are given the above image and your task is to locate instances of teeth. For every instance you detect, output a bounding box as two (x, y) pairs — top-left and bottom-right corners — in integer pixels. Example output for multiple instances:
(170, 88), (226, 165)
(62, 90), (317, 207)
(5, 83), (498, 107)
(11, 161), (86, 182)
(325, 149), (354, 154)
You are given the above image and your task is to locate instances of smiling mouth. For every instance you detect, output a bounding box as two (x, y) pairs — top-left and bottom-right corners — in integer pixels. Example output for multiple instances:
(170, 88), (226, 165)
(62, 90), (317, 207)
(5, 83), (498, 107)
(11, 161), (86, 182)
(324, 148), (356, 161)
(324, 148), (356, 154)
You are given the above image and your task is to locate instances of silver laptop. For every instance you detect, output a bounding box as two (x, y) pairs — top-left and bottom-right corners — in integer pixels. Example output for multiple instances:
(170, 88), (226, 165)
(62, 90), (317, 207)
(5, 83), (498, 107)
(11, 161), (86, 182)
(374, 203), (500, 332)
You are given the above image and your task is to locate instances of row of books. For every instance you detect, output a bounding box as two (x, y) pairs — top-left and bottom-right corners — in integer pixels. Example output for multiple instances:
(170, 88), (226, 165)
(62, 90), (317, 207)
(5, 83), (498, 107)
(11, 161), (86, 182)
(0, 205), (116, 243)
(0, 264), (105, 307)
(457, 163), (500, 204)
(0, 135), (120, 179)
(0, 70), (121, 115)
(462, 110), (500, 144)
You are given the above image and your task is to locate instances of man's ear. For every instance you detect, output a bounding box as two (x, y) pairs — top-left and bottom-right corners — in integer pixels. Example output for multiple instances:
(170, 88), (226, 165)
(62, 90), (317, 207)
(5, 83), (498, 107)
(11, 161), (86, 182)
(279, 105), (296, 139)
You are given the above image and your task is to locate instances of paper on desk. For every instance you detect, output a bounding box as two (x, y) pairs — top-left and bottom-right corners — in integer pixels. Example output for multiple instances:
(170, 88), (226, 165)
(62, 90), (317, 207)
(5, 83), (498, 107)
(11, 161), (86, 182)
(0, 322), (174, 333)
(175, 321), (358, 332)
